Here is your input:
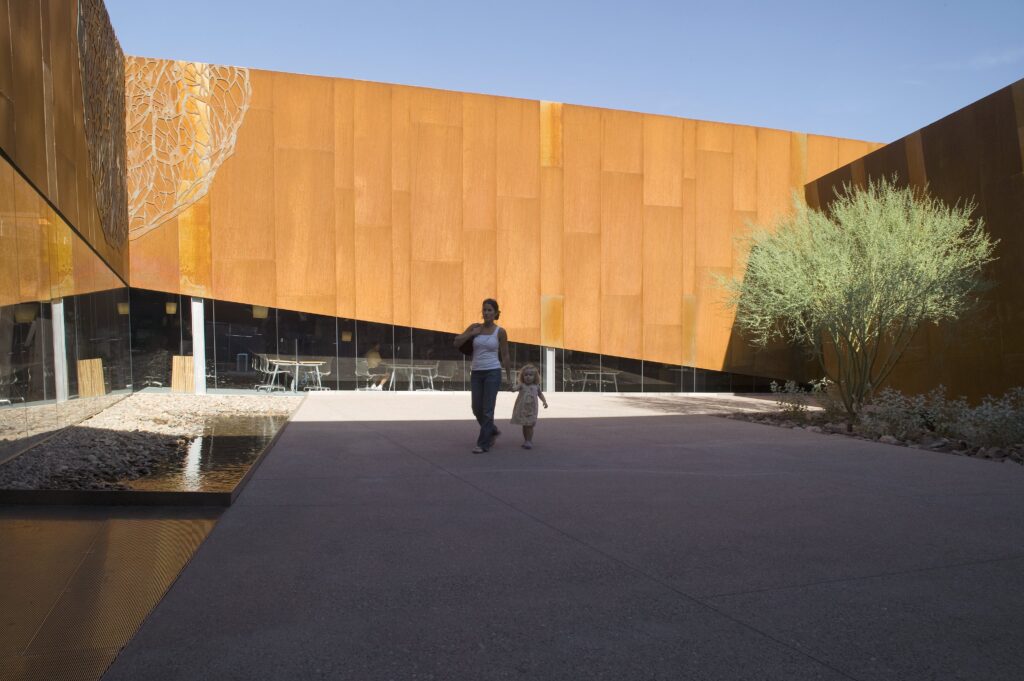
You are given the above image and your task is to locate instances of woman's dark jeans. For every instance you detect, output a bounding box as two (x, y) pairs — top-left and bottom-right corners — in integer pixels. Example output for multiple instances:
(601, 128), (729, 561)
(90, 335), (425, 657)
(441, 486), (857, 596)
(470, 368), (502, 448)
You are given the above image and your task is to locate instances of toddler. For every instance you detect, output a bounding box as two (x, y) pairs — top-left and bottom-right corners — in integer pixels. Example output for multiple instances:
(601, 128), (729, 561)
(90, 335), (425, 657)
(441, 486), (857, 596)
(509, 364), (548, 449)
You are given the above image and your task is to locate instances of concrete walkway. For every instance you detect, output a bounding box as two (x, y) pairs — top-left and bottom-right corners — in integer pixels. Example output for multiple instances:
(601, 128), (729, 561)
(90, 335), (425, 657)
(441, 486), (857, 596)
(103, 393), (1024, 681)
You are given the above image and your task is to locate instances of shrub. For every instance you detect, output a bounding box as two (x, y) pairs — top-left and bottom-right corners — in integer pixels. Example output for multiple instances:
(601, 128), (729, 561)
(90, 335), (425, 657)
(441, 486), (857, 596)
(860, 386), (1024, 447)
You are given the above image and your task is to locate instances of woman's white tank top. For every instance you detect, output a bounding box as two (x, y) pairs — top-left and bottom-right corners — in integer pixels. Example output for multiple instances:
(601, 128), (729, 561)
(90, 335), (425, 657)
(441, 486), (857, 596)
(471, 327), (502, 371)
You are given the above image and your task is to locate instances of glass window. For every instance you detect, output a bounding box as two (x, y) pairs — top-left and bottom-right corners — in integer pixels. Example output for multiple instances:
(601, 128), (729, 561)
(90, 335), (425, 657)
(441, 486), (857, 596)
(129, 288), (191, 389)
(560, 348), (602, 392)
(598, 355), (642, 393)
(275, 309), (338, 391)
(642, 360), (683, 392)
(695, 368), (732, 392)
(210, 299), (277, 390)
(412, 327), (465, 391)
(355, 320), (393, 391)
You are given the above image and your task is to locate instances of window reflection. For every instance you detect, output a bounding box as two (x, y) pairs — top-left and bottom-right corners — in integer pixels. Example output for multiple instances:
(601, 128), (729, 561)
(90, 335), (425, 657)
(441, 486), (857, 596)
(130, 289), (191, 389)
(209, 299), (276, 390)
(412, 327), (464, 391)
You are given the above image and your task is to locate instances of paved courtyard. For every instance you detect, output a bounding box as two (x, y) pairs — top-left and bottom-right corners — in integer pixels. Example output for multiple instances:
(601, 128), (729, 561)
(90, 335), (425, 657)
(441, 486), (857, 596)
(103, 392), (1024, 680)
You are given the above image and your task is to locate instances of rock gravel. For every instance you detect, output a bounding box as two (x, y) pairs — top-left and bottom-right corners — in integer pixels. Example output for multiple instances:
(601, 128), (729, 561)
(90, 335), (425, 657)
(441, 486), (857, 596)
(0, 393), (301, 491)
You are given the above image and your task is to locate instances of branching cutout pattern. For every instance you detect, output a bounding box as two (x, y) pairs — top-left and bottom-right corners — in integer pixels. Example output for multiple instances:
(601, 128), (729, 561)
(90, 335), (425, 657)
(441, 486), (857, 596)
(77, 0), (128, 248)
(126, 58), (251, 240)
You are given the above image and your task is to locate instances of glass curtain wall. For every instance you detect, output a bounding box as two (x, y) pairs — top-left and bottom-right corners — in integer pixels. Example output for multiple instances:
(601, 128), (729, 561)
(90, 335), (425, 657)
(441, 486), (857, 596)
(132, 289), (784, 394)
(129, 289), (192, 389)
(0, 156), (131, 461)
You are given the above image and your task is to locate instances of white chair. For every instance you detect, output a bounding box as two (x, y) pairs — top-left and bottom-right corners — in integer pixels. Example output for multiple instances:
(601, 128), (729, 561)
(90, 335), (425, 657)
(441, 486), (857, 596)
(255, 354), (285, 392)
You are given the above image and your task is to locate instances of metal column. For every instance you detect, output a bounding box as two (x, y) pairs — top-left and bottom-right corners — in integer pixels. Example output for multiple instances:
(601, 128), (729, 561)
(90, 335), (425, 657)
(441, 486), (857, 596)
(191, 297), (206, 394)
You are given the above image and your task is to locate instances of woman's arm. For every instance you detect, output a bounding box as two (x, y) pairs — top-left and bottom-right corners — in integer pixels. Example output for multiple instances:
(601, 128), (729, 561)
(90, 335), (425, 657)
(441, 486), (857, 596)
(453, 323), (481, 347)
(498, 328), (512, 374)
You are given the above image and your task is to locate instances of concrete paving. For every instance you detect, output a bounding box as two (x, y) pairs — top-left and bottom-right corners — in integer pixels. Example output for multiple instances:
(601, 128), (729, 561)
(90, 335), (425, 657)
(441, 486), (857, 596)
(102, 393), (1024, 681)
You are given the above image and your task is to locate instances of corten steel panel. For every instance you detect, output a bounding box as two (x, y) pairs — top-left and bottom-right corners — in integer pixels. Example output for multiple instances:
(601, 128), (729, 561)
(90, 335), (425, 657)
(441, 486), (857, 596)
(601, 109), (643, 174)
(539, 167), (563, 295)
(462, 94), (496, 233)
(496, 98), (539, 199)
(694, 267), (734, 369)
(177, 196), (212, 297)
(14, 172), (51, 302)
(274, 148), (336, 315)
(681, 178), (697, 295)
(391, 86), (411, 194)
(411, 122), (462, 263)
(540, 101), (562, 168)
(789, 132), (808, 191)
(461, 228), (496, 329)
(600, 171), (643, 296)
(682, 119), (697, 179)
(9, 0), (46, 188)
(335, 187), (356, 318)
(0, 160), (19, 306)
(353, 81), (393, 323)
(732, 126), (757, 212)
(334, 79), (354, 189)
(410, 87), (461, 127)
(131, 216), (181, 296)
(755, 128), (792, 226)
(410, 260), (463, 333)
(48, 211), (73, 299)
(392, 190), (411, 325)
(562, 105), (601, 234)
(695, 150), (733, 269)
(272, 73), (333, 151)
(806, 134), (839, 183)
(803, 80), (1024, 399)
(496, 195), (540, 344)
(643, 205), (684, 324)
(46, 0), (75, 205)
(0, 0), (13, 154)
(643, 114), (684, 208)
(562, 231), (601, 352)
(904, 133), (927, 186)
(540, 294), (564, 348)
(602, 294), (643, 360)
(208, 107), (276, 304)
(696, 121), (733, 155)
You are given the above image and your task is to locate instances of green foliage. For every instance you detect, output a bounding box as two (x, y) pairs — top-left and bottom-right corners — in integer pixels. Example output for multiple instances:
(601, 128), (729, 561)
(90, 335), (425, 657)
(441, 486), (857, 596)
(860, 387), (1024, 448)
(721, 177), (997, 419)
(770, 378), (831, 419)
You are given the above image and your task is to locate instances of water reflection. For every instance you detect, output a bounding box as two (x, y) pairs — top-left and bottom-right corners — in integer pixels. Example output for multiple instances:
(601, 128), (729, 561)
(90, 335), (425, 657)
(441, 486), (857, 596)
(127, 415), (287, 492)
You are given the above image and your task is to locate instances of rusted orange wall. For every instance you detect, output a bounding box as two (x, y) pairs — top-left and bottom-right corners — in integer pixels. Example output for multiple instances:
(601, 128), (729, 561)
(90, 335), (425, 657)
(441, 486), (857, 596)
(806, 79), (1024, 399)
(0, 0), (128, 279)
(129, 60), (881, 375)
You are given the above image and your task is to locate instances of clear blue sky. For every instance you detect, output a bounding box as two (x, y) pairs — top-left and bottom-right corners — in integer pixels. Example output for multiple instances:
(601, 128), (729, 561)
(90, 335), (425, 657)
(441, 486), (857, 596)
(105, 0), (1024, 143)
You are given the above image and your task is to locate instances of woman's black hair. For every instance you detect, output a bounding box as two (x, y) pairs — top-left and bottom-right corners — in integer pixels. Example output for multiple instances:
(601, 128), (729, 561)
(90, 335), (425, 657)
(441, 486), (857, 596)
(482, 298), (500, 320)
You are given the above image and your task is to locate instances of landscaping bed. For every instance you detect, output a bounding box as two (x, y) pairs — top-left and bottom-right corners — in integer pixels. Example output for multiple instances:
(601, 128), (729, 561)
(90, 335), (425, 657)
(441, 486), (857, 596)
(0, 394), (302, 491)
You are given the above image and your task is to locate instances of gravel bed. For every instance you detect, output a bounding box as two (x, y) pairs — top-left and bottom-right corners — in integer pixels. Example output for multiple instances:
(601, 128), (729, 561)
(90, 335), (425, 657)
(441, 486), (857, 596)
(0, 394), (301, 491)
(726, 411), (1024, 465)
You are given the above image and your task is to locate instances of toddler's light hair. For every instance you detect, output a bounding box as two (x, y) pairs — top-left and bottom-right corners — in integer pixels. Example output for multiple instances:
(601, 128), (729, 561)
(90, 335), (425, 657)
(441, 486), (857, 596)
(518, 363), (540, 385)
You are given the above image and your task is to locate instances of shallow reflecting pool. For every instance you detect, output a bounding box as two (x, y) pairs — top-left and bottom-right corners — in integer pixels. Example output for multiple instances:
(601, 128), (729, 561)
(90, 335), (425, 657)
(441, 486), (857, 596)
(127, 415), (288, 492)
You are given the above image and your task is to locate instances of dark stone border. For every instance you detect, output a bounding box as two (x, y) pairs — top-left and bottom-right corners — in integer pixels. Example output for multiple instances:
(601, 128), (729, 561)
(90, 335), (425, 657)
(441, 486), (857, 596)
(0, 417), (292, 507)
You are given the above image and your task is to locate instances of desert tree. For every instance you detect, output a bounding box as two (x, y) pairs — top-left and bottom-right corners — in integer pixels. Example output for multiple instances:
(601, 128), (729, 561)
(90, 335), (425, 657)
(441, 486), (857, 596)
(721, 177), (997, 420)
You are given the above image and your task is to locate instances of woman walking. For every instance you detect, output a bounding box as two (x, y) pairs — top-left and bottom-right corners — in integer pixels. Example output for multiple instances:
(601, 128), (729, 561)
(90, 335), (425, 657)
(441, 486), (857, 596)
(454, 298), (511, 453)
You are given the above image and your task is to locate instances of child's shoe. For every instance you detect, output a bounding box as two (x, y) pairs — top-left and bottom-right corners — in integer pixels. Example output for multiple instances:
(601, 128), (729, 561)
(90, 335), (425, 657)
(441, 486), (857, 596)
(521, 442), (533, 450)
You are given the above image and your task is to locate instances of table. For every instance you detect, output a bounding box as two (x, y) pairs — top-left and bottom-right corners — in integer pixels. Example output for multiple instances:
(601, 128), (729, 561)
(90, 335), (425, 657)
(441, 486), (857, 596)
(384, 361), (439, 391)
(579, 367), (620, 392)
(268, 358), (327, 391)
